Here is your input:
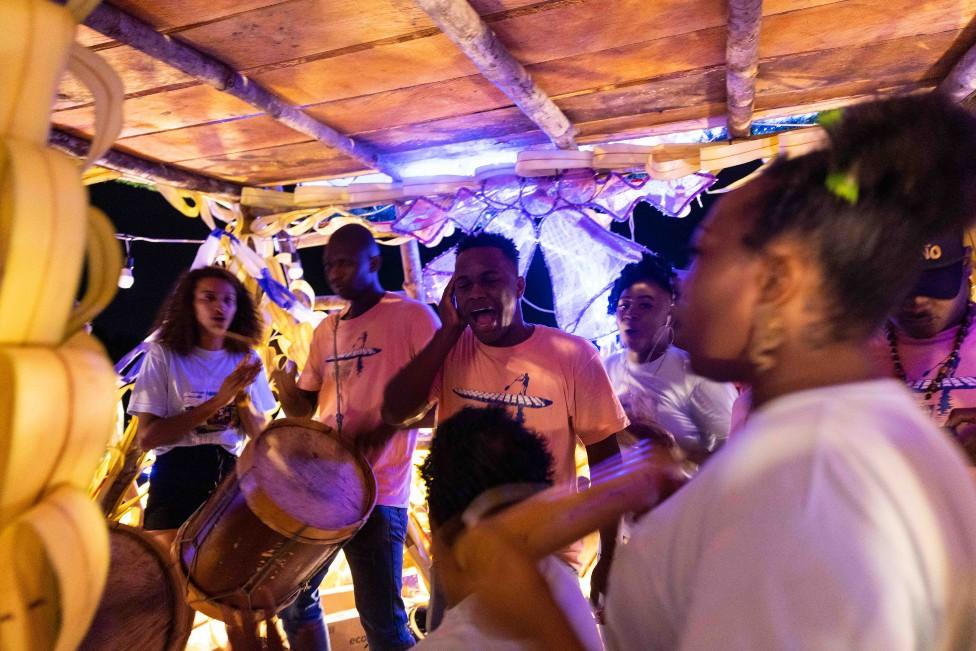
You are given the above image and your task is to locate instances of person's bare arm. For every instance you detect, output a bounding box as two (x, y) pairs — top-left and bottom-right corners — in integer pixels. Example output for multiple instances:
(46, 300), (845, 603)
(270, 360), (317, 418)
(235, 392), (270, 438)
(453, 444), (686, 643)
(584, 432), (622, 609)
(135, 357), (262, 450)
(382, 277), (465, 425)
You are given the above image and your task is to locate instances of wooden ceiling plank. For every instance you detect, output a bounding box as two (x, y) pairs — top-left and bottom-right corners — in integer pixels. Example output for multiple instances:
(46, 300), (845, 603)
(726, 0), (762, 138)
(172, 0), (440, 71)
(108, 24), (960, 184)
(105, 0), (290, 33)
(380, 130), (550, 169)
(83, 2), (394, 176)
(67, 0), (970, 119)
(52, 85), (262, 140)
(413, 0), (577, 148)
(115, 115), (313, 162)
(173, 140), (372, 185)
(304, 75), (510, 134)
(74, 18), (966, 184)
(758, 0), (976, 59)
(48, 128), (243, 198)
(71, 0), (974, 112)
(343, 29), (957, 160)
(561, 29), (957, 126)
(55, 45), (196, 111)
(249, 0), (971, 108)
(357, 107), (539, 152)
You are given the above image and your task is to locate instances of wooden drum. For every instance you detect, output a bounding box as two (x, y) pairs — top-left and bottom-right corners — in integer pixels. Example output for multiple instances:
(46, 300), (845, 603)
(78, 523), (193, 651)
(175, 418), (376, 620)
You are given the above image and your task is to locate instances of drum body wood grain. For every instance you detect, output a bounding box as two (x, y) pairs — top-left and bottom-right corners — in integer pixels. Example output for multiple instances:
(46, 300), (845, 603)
(176, 418), (376, 620)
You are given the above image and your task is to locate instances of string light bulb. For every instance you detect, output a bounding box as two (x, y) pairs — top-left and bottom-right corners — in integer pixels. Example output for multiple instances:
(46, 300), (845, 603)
(275, 232), (303, 279)
(118, 239), (135, 289)
(288, 256), (304, 280)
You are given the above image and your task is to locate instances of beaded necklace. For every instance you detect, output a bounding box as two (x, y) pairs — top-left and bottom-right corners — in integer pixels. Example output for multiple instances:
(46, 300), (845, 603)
(885, 302), (974, 402)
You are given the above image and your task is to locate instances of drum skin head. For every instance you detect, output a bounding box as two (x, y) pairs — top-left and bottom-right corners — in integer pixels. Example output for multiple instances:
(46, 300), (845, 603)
(252, 421), (372, 531)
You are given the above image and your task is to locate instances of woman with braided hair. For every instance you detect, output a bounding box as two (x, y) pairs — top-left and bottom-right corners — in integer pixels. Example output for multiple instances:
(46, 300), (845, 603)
(449, 94), (976, 650)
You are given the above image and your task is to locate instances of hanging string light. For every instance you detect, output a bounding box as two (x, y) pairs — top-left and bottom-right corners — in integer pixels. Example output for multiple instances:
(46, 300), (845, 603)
(274, 232), (304, 280)
(117, 238), (134, 289)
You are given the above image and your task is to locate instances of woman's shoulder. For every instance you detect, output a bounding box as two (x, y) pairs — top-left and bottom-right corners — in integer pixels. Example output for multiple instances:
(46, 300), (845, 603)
(143, 340), (174, 362)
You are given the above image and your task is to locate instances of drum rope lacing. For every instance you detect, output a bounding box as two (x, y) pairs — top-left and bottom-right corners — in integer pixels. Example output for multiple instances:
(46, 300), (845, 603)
(332, 313), (344, 437)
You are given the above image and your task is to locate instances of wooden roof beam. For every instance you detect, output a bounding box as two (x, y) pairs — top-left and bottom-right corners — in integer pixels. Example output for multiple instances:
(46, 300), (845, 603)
(83, 3), (396, 178)
(726, 0), (762, 139)
(939, 42), (976, 103)
(49, 129), (244, 200)
(414, 0), (578, 150)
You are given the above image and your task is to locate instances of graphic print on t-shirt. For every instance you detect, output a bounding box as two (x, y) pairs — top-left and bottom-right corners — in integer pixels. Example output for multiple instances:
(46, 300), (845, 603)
(183, 390), (239, 433)
(324, 331), (382, 376)
(906, 372), (976, 418)
(453, 372), (553, 423)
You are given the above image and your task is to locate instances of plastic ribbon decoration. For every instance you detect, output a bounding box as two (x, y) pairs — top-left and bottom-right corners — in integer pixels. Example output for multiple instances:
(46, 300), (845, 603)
(191, 229), (317, 322)
(394, 169), (715, 246)
(116, 228), (319, 381)
(412, 170), (712, 340)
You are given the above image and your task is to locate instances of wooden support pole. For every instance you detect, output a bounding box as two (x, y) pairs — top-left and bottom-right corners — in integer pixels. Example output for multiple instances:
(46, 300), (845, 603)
(49, 128), (244, 199)
(83, 3), (395, 178)
(725, 0), (762, 139)
(400, 238), (425, 301)
(414, 0), (577, 150)
(939, 44), (976, 103)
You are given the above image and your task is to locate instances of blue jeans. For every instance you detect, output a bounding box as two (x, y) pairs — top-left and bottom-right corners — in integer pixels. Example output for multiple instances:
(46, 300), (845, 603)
(281, 505), (414, 651)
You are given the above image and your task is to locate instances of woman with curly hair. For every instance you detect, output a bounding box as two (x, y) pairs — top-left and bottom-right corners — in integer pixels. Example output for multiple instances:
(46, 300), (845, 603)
(605, 255), (737, 463)
(128, 266), (275, 542)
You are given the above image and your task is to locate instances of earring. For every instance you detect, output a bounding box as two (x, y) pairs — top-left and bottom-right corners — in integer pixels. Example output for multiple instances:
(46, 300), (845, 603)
(748, 303), (785, 374)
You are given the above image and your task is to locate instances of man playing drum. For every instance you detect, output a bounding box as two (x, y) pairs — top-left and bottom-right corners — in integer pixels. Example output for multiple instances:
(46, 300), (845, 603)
(275, 224), (440, 650)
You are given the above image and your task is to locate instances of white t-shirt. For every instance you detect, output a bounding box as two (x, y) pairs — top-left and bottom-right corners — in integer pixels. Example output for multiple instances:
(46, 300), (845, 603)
(605, 379), (976, 651)
(128, 342), (276, 455)
(603, 347), (736, 456)
(417, 557), (603, 651)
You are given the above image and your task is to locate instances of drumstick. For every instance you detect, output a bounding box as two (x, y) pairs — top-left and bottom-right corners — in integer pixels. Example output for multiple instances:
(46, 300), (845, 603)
(218, 329), (258, 347)
(456, 444), (689, 565)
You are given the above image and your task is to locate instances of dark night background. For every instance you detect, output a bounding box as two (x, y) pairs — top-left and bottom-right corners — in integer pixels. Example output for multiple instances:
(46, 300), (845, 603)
(89, 162), (758, 363)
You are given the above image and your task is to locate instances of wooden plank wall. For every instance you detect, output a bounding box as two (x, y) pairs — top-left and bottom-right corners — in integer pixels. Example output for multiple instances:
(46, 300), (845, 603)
(52, 0), (976, 185)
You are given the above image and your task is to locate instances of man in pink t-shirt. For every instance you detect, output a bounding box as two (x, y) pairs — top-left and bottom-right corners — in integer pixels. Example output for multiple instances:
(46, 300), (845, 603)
(383, 232), (628, 610)
(275, 224), (439, 651)
(879, 232), (976, 466)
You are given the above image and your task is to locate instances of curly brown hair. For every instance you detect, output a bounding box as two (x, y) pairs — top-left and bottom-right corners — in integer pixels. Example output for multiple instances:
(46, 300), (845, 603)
(153, 267), (263, 355)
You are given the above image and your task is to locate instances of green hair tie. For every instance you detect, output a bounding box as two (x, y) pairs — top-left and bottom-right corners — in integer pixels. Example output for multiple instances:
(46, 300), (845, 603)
(817, 108), (845, 127)
(825, 170), (859, 205)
